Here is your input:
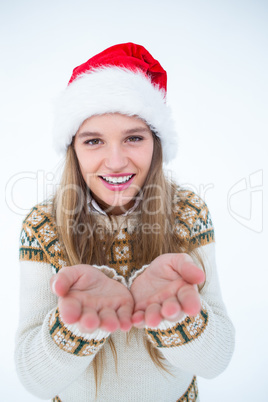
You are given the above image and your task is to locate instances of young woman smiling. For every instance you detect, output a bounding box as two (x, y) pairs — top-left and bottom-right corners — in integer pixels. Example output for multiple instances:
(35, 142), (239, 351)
(16, 43), (235, 402)
(74, 114), (154, 215)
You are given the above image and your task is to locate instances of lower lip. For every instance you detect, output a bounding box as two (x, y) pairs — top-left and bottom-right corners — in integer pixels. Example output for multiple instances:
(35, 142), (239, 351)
(100, 175), (135, 191)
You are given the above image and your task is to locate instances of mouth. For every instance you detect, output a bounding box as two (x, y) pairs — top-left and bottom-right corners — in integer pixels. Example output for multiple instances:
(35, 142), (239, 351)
(100, 174), (135, 185)
(99, 174), (136, 191)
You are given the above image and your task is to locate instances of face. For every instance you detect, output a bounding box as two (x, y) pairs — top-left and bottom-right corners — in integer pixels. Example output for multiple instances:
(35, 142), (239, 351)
(74, 113), (154, 215)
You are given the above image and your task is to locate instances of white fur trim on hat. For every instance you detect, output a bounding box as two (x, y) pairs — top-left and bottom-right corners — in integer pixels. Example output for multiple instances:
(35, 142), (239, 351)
(53, 67), (178, 163)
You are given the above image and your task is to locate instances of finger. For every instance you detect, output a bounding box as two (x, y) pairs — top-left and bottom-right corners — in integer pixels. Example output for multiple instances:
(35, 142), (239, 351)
(161, 296), (182, 321)
(182, 262), (205, 285)
(145, 303), (162, 328)
(172, 254), (205, 285)
(58, 296), (82, 324)
(117, 304), (133, 332)
(51, 266), (80, 297)
(133, 299), (148, 312)
(177, 284), (202, 316)
(99, 308), (120, 333)
(132, 311), (145, 328)
(79, 308), (100, 332)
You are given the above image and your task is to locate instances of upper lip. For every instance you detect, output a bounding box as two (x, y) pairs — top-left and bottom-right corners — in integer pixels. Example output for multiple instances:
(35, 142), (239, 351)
(99, 173), (135, 177)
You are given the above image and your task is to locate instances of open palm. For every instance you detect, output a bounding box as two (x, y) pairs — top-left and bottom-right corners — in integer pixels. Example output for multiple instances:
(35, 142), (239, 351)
(130, 253), (205, 328)
(51, 265), (134, 333)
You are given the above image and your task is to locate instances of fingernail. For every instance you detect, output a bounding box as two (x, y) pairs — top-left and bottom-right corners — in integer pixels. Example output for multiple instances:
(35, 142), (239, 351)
(135, 321), (145, 328)
(168, 313), (179, 320)
(168, 312), (185, 321)
(51, 279), (57, 294)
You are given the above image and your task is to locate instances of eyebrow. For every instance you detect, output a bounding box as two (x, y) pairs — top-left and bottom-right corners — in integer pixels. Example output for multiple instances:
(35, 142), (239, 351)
(76, 127), (151, 139)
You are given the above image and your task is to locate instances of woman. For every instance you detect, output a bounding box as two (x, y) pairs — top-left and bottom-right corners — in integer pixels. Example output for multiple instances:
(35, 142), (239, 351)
(16, 43), (235, 401)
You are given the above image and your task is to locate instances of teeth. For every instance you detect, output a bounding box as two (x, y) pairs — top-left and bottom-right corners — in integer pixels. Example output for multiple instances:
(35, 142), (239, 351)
(101, 175), (133, 184)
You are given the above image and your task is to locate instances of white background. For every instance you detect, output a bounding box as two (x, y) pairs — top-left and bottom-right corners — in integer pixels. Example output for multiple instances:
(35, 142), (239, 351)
(1, 0), (267, 400)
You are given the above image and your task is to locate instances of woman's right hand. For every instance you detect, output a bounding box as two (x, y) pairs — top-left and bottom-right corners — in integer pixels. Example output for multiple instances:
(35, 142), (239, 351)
(50, 265), (134, 333)
(130, 253), (205, 328)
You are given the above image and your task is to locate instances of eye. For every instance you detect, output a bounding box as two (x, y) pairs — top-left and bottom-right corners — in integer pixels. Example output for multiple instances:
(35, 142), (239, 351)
(84, 138), (103, 145)
(126, 136), (143, 142)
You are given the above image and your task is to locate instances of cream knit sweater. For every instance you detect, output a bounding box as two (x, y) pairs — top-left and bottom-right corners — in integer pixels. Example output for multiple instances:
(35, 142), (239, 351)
(15, 190), (235, 401)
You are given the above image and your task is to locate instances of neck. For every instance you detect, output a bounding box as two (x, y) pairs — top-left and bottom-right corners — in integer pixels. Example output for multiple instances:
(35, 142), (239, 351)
(91, 195), (135, 216)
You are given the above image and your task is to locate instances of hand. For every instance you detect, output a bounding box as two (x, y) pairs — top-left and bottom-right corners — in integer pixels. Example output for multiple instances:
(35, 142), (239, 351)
(130, 253), (205, 328)
(51, 265), (134, 333)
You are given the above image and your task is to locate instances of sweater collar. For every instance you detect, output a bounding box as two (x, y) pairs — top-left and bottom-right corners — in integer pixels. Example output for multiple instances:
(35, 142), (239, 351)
(87, 195), (140, 217)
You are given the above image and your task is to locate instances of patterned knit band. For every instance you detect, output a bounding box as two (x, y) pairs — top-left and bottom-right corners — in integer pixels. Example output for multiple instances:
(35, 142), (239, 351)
(53, 42), (178, 163)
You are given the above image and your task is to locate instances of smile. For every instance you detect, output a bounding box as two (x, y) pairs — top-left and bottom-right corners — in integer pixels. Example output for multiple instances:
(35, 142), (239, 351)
(100, 175), (134, 184)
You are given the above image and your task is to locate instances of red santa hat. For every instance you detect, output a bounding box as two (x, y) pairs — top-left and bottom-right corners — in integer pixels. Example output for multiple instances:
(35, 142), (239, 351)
(53, 42), (178, 163)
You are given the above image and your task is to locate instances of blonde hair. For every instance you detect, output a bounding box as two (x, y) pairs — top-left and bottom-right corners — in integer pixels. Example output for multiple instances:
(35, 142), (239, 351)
(52, 132), (204, 393)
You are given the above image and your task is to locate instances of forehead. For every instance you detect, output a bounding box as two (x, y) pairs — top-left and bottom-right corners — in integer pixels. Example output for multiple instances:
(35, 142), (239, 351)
(77, 113), (150, 132)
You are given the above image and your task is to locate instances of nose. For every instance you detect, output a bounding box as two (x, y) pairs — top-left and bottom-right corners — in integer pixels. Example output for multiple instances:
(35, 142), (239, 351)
(104, 144), (128, 171)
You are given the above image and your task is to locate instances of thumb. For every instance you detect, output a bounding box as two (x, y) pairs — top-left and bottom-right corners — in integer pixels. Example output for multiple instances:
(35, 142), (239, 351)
(50, 266), (77, 297)
(172, 253), (205, 285)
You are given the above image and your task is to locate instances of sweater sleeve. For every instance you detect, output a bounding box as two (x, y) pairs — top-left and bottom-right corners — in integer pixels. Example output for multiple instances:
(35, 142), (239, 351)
(144, 191), (235, 379)
(15, 205), (110, 399)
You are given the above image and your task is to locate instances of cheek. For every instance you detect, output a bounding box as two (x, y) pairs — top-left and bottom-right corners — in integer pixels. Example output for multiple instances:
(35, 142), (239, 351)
(134, 142), (154, 165)
(78, 153), (99, 174)
(77, 160), (96, 186)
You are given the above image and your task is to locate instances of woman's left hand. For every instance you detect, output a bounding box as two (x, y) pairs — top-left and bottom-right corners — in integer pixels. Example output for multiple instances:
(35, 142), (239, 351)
(130, 253), (205, 328)
(51, 264), (134, 333)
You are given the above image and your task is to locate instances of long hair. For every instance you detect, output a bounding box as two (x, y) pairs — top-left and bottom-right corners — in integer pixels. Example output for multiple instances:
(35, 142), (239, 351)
(52, 131), (204, 393)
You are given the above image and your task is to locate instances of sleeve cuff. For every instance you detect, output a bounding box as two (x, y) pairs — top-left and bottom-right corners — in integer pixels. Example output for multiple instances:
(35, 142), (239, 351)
(149, 313), (188, 331)
(49, 308), (110, 356)
(145, 304), (209, 349)
(128, 264), (149, 288)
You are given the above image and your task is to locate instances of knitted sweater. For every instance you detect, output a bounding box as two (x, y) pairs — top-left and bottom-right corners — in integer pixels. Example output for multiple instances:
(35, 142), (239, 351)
(15, 190), (235, 402)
